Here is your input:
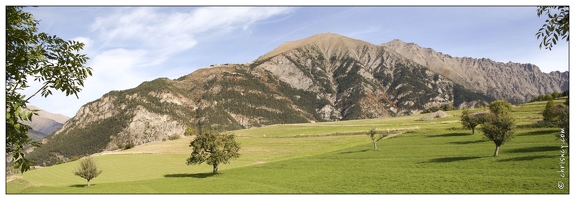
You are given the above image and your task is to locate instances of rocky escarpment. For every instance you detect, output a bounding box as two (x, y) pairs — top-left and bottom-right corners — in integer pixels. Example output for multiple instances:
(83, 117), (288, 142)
(381, 39), (569, 103)
(253, 33), (492, 118)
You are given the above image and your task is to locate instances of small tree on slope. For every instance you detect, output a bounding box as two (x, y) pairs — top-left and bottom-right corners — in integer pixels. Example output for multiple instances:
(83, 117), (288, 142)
(73, 157), (103, 187)
(481, 100), (516, 156)
(366, 128), (389, 151)
(186, 129), (240, 174)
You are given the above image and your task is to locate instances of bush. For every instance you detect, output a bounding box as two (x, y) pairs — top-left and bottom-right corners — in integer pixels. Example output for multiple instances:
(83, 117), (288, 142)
(185, 127), (196, 136)
(124, 142), (135, 150)
(422, 106), (440, 113)
(168, 134), (181, 140)
(423, 104), (457, 113)
(71, 156), (81, 161)
(543, 100), (557, 121)
(440, 104), (456, 111)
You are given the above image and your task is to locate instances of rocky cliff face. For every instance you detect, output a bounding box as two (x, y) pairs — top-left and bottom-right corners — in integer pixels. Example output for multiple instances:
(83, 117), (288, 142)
(252, 33), (491, 119)
(381, 39), (569, 103)
(30, 33), (564, 166)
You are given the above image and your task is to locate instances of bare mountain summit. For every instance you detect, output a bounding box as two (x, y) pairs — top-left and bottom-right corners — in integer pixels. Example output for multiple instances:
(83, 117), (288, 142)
(381, 39), (569, 103)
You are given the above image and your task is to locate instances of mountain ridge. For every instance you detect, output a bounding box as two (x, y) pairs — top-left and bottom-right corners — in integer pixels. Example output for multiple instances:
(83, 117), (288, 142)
(381, 39), (568, 103)
(20, 105), (69, 141)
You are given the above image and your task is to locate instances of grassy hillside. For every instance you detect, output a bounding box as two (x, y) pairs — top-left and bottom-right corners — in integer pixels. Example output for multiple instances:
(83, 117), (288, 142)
(6, 99), (569, 194)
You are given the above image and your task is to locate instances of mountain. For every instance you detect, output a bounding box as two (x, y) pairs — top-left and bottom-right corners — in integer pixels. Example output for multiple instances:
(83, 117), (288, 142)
(27, 33), (567, 166)
(20, 105), (69, 141)
(381, 39), (569, 103)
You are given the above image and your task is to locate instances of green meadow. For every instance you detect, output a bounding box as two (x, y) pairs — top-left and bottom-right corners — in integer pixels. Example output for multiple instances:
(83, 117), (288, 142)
(6, 99), (569, 194)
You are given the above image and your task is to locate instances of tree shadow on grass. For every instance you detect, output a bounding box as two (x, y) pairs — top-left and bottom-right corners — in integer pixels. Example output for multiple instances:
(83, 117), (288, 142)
(450, 139), (488, 145)
(339, 149), (369, 154)
(426, 156), (483, 163)
(497, 155), (554, 162)
(164, 173), (216, 178)
(521, 130), (556, 136)
(507, 146), (557, 153)
(69, 184), (92, 188)
(426, 133), (470, 138)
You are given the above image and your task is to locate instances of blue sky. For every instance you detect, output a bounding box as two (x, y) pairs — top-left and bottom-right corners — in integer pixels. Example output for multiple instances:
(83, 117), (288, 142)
(6, 2), (571, 117)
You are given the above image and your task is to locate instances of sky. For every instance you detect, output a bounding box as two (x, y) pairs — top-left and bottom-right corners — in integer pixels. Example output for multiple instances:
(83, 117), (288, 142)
(4, 1), (571, 118)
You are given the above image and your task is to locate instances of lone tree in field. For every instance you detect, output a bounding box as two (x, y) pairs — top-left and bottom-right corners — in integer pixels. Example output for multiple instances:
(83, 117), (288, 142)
(366, 128), (389, 151)
(73, 157), (102, 187)
(186, 129), (240, 174)
(482, 100), (516, 156)
(461, 110), (486, 134)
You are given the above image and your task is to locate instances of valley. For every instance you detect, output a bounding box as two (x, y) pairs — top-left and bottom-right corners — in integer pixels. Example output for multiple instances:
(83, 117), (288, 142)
(7, 99), (569, 194)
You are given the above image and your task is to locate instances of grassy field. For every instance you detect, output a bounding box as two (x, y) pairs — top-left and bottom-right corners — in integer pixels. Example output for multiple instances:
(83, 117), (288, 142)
(5, 99), (569, 194)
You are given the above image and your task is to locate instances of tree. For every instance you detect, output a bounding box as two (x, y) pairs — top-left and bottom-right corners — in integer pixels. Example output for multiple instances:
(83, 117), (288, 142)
(555, 105), (569, 144)
(561, 90), (569, 97)
(184, 126), (196, 136)
(536, 6), (569, 50)
(546, 96), (569, 144)
(366, 128), (388, 151)
(488, 100), (513, 115)
(552, 91), (560, 99)
(186, 129), (240, 174)
(73, 157), (103, 187)
(482, 100), (516, 156)
(543, 99), (558, 121)
(460, 110), (486, 134)
(6, 6), (92, 173)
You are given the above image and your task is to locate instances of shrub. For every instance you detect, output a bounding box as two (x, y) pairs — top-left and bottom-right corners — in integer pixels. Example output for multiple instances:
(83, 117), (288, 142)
(71, 156), (81, 161)
(168, 134), (181, 140)
(124, 142), (135, 150)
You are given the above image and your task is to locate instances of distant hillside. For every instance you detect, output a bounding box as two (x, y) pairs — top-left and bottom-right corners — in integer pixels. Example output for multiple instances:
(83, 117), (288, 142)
(381, 39), (569, 103)
(28, 33), (567, 166)
(20, 105), (69, 141)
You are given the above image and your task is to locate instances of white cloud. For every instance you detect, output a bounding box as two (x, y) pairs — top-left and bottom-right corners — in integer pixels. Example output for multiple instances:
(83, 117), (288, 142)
(91, 7), (293, 55)
(24, 48), (151, 117)
(90, 48), (148, 79)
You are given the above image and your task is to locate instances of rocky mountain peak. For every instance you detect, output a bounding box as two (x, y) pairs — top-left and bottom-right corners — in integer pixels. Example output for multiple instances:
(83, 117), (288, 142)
(257, 32), (374, 61)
